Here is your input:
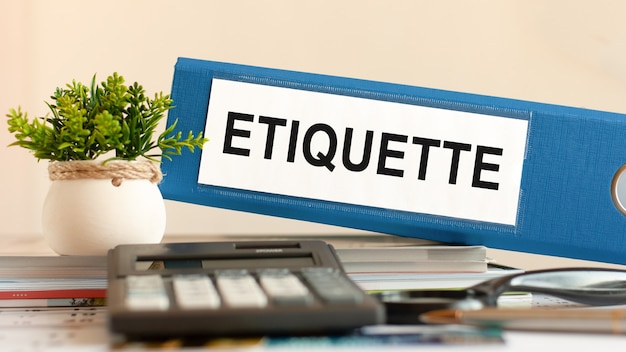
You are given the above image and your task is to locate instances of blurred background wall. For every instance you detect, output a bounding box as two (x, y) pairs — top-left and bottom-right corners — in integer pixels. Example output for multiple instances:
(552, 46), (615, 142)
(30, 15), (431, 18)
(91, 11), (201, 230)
(2, 0), (626, 239)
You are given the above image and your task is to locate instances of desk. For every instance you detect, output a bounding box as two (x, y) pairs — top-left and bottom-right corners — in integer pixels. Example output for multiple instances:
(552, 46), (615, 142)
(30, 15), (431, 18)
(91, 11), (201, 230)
(1, 233), (626, 351)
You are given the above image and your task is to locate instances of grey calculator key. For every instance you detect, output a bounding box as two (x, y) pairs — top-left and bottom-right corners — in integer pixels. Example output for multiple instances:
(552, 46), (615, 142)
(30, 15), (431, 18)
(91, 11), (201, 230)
(172, 274), (221, 309)
(302, 268), (363, 304)
(125, 274), (170, 311)
(259, 269), (312, 305)
(216, 271), (268, 308)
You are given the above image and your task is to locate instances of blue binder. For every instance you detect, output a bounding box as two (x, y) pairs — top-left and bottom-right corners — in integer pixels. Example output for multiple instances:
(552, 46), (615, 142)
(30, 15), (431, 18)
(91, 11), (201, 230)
(160, 57), (626, 265)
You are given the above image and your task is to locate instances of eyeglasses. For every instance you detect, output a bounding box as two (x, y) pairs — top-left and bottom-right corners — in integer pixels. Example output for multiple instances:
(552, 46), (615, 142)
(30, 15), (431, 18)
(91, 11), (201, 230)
(372, 267), (626, 324)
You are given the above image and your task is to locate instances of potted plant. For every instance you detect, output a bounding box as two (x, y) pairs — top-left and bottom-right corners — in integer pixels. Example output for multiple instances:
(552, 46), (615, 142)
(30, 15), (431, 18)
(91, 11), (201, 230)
(6, 73), (208, 255)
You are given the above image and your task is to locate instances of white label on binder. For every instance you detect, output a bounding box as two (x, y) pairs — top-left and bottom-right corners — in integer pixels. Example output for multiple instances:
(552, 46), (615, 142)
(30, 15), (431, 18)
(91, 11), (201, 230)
(198, 79), (529, 226)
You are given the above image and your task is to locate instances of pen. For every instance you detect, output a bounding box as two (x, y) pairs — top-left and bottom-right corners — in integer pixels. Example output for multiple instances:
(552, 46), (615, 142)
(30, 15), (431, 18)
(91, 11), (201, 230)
(420, 307), (626, 334)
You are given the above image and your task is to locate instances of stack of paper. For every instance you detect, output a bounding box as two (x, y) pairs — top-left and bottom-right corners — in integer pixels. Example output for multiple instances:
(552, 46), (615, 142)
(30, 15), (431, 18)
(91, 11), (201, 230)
(166, 235), (523, 292)
(331, 244), (522, 291)
(349, 263), (523, 291)
(0, 256), (107, 308)
(0, 236), (523, 307)
(335, 245), (489, 273)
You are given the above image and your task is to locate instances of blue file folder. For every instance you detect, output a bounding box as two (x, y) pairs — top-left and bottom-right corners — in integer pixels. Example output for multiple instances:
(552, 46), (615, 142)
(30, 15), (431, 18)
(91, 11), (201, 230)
(160, 57), (626, 265)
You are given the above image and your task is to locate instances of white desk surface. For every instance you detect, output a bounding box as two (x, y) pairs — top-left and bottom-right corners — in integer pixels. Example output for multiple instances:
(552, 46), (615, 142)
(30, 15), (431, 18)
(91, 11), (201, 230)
(1, 233), (626, 351)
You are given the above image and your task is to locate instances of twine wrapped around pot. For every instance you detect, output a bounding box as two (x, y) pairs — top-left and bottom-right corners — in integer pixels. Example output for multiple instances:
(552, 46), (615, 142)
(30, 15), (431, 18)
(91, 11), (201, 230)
(48, 160), (163, 186)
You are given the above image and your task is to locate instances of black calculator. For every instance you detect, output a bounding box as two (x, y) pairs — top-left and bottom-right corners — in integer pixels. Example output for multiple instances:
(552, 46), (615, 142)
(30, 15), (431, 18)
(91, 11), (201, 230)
(107, 240), (385, 338)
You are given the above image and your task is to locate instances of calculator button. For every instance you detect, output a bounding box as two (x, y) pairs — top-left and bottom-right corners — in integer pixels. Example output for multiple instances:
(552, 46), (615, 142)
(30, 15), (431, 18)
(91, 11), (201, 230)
(216, 272), (268, 308)
(172, 275), (221, 309)
(302, 268), (363, 304)
(259, 270), (312, 305)
(125, 275), (170, 311)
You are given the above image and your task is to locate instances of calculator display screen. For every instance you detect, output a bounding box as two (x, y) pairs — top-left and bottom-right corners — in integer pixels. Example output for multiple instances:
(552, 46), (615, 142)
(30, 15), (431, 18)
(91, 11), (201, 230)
(135, 255), (315, 271)
(201, 256), (315, 269)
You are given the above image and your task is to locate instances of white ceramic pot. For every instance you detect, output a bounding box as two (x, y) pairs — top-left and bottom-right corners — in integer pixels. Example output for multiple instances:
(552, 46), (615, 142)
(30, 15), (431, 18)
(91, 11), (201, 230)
(42, 161), (166, 255)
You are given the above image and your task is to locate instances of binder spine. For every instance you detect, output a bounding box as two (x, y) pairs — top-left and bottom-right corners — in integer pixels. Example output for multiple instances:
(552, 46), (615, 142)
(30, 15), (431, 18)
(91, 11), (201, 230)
(161, 57), (626, 265)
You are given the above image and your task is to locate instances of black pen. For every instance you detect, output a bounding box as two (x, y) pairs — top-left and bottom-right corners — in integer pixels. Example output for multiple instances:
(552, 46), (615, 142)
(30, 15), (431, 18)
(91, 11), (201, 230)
(421, 307), (626, 334)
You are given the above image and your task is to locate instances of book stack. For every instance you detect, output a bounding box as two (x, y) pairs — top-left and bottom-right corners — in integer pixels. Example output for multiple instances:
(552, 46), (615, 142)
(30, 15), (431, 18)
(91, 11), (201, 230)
(332, 242), (522, 292)
(0, 235), (523, 308)
(324, 236), (528, 307)
(336, 245), (488, 274)
(0, 256), (107, 308)
(196, 234), (523, 292)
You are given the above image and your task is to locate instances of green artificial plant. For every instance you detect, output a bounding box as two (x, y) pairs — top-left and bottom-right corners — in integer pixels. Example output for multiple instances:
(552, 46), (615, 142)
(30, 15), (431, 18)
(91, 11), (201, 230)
(6, 73), (207, 162)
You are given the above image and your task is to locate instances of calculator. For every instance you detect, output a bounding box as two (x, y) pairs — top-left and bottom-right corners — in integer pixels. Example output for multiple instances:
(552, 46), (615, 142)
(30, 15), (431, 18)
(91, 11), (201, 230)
(107, 240), (385, 338)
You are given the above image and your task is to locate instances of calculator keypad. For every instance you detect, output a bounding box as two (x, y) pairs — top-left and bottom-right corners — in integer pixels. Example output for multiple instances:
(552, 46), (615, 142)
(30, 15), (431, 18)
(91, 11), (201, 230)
(125, 268), (364, 311)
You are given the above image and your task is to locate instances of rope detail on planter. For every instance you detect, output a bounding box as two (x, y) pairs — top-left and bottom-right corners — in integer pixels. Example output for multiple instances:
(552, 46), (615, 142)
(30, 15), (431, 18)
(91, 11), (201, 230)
(48, 160), (163, 186)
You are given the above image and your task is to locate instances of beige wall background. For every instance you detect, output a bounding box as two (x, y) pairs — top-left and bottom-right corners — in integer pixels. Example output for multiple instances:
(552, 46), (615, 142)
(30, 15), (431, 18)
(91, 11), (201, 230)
(2, 1), (626, 244)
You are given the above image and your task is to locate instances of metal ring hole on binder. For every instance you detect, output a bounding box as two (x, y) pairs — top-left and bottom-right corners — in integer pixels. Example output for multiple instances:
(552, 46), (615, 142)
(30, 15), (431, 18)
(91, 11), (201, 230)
(611, 164), (626, 216)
